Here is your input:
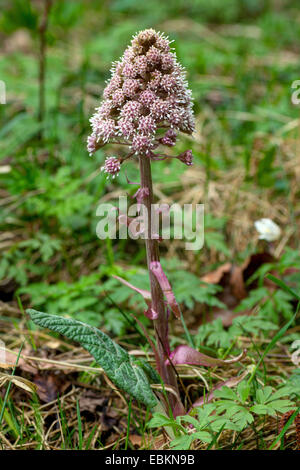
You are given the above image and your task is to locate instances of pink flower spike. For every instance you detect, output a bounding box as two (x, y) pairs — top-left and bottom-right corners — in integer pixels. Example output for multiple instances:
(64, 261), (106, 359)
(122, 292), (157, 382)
(166, 345), (247, 367)
(87, 29), (195, 160)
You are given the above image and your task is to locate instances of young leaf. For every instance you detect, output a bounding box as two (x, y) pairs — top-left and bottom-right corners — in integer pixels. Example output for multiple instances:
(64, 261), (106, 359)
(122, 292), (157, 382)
(237, 381), (250, 404)
(27, 309), (157, 408)
(166, 344), (246, 367)
(150, 261), (181, 319)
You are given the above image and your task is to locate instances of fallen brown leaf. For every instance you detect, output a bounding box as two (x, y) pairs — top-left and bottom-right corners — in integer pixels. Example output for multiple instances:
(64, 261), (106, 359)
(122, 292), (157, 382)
(79, 390), (107, 413)
(3, 350), (37, 374)
(201, 262), (232, 284)
(129, 434), (143, 447)
(33, 374), (64, 403)
(199, 252), (275, 326)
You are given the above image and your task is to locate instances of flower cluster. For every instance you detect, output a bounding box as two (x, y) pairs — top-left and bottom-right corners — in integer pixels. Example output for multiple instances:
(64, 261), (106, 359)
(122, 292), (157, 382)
(159, 128), (177, 147)
(101, 157), (121, 178)
(178, 149), (193, 166)
(87, 29), (195, 166)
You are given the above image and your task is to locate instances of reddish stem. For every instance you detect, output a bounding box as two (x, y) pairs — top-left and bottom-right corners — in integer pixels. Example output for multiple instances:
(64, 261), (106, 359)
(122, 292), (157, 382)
(139, 154), (181, 411)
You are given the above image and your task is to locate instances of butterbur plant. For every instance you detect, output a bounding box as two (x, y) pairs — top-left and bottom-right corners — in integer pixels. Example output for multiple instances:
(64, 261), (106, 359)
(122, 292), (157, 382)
(28, 29), (245, 417)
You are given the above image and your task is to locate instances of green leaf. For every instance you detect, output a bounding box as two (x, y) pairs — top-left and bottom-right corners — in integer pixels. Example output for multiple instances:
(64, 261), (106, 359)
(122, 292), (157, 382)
(170, 434), (193, 450)
(237, 381), (250, 403)
(256, 386), (273, 404)
(214, 386), (238, 401)
(27, 309), (157, 408)
(267, 274), (300, 300)
(235, 287), (268, 312)
(192, 431), (212, 443)
(250, 404), (272, 415)
(267, 400), (295, 414)
(135, 358), (161, 384)
(270, 386), (293, 401)
(248, 312), (297, 385)
(284, 370), (300, 398)
(176, 414), (200, 429)
(148, 413), (174, 428)
(227, 406), (253, 428)
(205, 231), (231, 256)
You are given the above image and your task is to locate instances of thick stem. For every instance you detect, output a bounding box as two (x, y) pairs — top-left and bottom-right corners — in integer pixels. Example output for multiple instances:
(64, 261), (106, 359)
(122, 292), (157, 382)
(139, 155), (181, 411)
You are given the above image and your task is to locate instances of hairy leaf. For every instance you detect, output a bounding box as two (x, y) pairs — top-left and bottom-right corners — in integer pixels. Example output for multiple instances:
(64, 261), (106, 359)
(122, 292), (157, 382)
(27, 309), (157, 408)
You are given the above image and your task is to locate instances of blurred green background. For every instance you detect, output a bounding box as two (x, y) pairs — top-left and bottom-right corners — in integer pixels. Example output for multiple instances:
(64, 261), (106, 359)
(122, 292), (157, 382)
(0, 0), (299, 336)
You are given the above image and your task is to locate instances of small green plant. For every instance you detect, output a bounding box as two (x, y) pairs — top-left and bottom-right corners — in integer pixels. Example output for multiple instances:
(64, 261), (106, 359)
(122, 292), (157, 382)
(195, 315), (278, 350)
(0, 233), (62, 286)
(20, 272), (128, 334)
(235, 287), (295, 323)
(148, 382), (297, 450)
(214, 383), (295, 424)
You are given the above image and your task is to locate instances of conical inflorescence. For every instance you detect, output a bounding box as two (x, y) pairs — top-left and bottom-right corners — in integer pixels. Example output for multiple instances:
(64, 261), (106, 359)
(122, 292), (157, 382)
(87, 29), (195, 175)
